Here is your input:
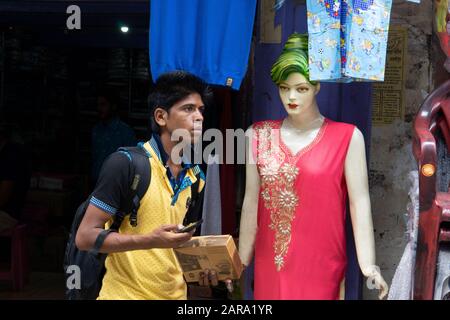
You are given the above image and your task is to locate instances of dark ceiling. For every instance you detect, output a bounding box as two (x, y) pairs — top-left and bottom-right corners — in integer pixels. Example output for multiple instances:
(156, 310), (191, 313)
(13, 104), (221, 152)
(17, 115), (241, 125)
(0, 1), (150, 47)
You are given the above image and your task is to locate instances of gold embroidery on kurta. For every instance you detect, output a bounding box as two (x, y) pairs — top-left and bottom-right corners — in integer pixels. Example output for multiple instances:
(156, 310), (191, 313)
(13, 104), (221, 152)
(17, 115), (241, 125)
(254, 120), (328, 271)
(254, 122), (299, 271)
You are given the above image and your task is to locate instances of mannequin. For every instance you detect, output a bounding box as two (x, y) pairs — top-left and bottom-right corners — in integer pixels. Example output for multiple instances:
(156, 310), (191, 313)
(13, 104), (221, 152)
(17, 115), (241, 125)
(238, 33), (388, 300)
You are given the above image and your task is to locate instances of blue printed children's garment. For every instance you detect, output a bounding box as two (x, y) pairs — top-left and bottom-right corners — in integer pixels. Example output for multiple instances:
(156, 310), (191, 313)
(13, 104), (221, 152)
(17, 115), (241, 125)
(307, 0), (342, 81)
(307, 0), (393, 82)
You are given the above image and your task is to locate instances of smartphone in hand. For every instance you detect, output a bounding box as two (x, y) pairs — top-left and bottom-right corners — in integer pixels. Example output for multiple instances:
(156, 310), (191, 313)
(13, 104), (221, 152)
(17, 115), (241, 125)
(176, 219), (203, 233)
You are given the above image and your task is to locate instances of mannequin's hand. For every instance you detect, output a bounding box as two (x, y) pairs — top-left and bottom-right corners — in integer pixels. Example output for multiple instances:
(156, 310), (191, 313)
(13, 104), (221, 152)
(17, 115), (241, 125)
(363, 265), (389, 300)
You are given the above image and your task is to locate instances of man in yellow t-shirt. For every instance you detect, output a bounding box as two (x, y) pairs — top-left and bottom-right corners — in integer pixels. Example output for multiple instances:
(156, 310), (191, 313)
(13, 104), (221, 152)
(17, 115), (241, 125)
(76, 71), (216, 299)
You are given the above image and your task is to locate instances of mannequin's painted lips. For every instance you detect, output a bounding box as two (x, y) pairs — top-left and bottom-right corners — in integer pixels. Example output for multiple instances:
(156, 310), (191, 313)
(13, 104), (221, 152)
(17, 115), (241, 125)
(288, 104), (298, 109)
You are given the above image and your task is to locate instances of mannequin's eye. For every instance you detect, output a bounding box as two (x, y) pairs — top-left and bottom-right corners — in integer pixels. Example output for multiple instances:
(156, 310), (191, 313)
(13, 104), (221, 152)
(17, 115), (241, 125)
(279, 86), (289, 91)
(297, 87), (309, 92)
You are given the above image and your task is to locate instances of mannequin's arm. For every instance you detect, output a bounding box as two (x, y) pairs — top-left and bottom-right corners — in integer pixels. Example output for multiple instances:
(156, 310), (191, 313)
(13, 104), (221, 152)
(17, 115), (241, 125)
(238, 126), (260, 267)
(345, 127), (388, 299)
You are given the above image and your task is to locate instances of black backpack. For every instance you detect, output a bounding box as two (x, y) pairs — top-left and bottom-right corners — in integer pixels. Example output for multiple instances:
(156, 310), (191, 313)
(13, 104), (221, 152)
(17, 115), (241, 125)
(63, 145), (203, 300)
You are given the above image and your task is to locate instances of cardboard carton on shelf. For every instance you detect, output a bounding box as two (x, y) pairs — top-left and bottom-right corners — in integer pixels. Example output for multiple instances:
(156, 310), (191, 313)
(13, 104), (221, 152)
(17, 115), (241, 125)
(174, 235), (243, 283)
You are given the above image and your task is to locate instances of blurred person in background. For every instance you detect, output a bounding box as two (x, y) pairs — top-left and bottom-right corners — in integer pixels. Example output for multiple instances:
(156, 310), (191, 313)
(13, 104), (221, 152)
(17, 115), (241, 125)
(91, 89), (137, 185)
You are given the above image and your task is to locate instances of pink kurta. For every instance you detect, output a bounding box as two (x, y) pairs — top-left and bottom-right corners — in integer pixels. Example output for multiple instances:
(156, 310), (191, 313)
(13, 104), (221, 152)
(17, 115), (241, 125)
(252, 118), (356, 300)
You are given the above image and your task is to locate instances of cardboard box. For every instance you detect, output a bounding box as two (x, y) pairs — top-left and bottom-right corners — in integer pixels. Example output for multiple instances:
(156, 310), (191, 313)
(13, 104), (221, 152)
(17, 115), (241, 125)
(174, 235), (243, 283)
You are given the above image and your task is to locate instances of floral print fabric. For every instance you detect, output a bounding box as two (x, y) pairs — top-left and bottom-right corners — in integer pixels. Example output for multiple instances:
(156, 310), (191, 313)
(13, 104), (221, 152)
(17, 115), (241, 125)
(307, 0), (393, 82)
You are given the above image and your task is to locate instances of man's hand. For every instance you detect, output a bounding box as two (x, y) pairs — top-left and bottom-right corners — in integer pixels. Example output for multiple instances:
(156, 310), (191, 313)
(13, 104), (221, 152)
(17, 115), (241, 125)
(145, 224), (194, 249)
(199, 269), (218, 286)
(198, 269), (234, 293)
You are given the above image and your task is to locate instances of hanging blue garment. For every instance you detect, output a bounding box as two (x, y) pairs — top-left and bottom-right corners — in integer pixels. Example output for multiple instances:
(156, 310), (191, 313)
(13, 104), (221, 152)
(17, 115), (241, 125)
(200, 155), (222, 236)
(307, 0), (342, 81)
(344, 0), (393, 81)
(150, 0), (257, 90)
(306, 0), (392, 82)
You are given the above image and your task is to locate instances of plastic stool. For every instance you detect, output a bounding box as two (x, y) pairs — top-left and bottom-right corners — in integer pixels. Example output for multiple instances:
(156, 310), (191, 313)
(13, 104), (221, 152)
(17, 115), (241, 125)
(0, 224), (29, 291)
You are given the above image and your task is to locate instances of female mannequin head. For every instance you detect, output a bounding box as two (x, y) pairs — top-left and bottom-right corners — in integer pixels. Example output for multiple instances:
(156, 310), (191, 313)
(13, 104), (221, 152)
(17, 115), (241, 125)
(271, 33), (320, 117)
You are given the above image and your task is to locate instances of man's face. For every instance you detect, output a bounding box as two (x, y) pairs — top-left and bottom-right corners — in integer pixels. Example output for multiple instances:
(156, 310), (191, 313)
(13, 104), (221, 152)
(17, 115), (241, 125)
(157, 92), (205, 144)
(278, 72), (319, 116)
(97, 96), (112, 120)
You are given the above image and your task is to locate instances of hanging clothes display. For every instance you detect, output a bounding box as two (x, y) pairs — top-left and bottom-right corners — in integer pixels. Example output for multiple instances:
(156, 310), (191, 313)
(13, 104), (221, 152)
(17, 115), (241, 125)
(149, 0), (257, 90)
(388, 171), (419, 300)
(200, 155), (222, 236)
(216, 89), (237, 236)
(307, 0), (393, 82)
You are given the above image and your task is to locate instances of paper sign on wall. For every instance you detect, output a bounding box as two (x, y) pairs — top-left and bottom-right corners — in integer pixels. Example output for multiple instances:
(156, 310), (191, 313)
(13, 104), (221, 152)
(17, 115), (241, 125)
(372, 26), (408, 126)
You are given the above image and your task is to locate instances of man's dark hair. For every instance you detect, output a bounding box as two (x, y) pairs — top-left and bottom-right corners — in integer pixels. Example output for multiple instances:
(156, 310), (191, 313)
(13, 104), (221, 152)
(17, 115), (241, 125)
(148, 71), (212, 133)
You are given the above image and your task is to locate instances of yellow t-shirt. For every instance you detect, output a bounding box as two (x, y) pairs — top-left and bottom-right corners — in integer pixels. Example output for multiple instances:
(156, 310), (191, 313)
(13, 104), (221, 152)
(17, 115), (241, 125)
(97, 141), (205, 300)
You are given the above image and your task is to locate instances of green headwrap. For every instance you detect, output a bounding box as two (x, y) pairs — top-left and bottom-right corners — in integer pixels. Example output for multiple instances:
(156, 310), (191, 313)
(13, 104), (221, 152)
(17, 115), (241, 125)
(270, 33), (317, 85)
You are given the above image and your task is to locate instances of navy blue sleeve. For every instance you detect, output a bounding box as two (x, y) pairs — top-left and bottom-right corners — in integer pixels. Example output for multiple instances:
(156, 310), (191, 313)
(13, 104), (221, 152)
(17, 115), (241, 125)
(90, 151), (132, 216)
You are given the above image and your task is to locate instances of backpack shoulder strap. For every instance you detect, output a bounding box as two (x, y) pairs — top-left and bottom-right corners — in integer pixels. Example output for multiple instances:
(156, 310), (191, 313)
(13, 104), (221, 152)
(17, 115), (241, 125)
(109, 144), (151, 230)
(90, 229), (114, 256)
(120, 145), (152, 200)
(90, 144), (152, 254)
(183, 167), (205, 226)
